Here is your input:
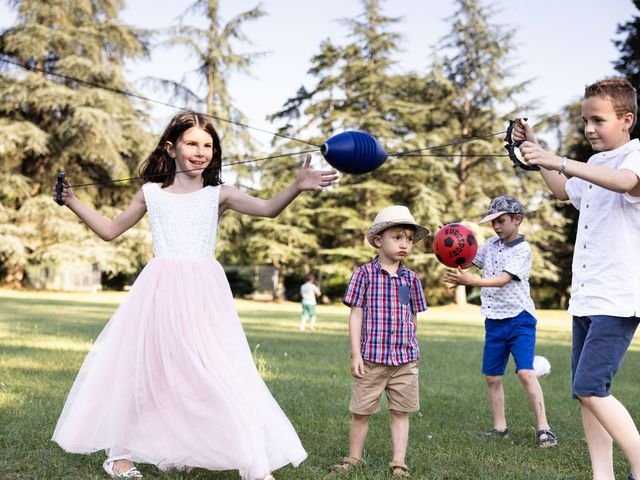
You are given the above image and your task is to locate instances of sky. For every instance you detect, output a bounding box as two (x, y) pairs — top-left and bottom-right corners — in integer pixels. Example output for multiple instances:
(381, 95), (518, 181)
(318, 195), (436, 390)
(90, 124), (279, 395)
(0, 0), (638, 142)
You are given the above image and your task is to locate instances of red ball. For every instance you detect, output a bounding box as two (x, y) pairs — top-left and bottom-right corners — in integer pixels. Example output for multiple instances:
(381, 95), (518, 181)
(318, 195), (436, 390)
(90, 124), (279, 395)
(432, 223), (478, 268)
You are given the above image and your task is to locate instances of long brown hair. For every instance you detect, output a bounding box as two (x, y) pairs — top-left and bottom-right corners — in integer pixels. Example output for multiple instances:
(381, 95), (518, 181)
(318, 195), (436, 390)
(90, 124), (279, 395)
(139, 111), (223, 187)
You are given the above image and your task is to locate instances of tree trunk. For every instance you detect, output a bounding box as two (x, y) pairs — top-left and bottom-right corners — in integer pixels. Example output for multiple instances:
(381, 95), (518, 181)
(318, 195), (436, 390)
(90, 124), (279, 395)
(454, 285), (467, 305)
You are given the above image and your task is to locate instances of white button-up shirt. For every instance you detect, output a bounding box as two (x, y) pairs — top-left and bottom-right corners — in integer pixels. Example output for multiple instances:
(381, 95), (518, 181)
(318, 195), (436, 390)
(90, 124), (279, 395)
(565, 139), (640, 317)
(472, 235), (536, 320)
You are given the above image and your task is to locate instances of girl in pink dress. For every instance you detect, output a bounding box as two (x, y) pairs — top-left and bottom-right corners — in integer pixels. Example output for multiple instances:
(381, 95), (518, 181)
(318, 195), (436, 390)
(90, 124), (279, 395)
(52, 111), (338, 479)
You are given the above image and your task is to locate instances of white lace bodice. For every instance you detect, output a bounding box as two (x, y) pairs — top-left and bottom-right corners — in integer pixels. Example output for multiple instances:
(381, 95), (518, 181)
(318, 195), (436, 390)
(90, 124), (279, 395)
(142, 182), (220, 259)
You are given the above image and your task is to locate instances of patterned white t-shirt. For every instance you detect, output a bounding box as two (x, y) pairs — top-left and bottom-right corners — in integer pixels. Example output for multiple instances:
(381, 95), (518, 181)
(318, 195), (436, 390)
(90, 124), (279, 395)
(472, 235), (536, 320)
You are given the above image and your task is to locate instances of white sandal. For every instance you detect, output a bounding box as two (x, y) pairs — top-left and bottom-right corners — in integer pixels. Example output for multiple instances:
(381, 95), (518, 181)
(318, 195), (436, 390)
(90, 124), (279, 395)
(103, 459), (143, 478)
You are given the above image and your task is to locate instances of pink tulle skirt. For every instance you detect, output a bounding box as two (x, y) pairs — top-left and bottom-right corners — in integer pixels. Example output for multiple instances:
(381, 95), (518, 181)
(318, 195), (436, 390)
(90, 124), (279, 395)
(52, 257), (307, 479)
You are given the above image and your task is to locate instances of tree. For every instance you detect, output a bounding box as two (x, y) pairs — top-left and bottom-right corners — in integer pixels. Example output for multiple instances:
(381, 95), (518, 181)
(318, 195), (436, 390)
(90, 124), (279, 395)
(530, 103), (592, 308)
(613, 0), (640, 137)
(428, 0), (563, 305)
(162, 1), (279, 293)
(267, 0), (445, 297)
(0, 0), (152, 286)
(161, 0), (265, 174)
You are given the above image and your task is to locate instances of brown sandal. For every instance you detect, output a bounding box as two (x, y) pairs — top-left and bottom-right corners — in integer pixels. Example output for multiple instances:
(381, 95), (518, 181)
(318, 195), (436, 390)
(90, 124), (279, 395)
(330, 456), (362, 474)
(389, 461), (410, 478)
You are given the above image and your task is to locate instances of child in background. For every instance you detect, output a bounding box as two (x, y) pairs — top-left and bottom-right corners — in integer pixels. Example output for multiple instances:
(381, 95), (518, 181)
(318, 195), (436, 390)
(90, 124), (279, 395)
(300, 273), (321, 332)
(515, 77), (640, 480)
(444, 195), (557, 448)
(331, 205), (428, 478)
(52, 111), (339, 479)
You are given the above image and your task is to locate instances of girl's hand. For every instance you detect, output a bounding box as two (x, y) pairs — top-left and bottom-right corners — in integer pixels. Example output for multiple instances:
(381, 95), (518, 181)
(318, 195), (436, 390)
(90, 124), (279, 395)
(351, 354), (365, 379)
(518, 142), (563, 171)
(443, 267), (474, 287)
(52, 177), (76, 206)
(512, 118), (539, 144)
(295, 154), (339, 192)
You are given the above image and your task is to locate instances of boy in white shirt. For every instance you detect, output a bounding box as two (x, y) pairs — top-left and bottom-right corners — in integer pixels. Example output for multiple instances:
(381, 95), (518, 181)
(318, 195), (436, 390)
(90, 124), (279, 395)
(300, 273), (321, 332)
(514, 77), (640, 480)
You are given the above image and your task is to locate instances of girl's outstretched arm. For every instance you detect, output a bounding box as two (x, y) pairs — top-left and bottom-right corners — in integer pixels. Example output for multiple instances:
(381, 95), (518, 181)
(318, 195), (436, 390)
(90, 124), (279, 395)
(54, 177), (147, 241)
(219, 154), (339, 217)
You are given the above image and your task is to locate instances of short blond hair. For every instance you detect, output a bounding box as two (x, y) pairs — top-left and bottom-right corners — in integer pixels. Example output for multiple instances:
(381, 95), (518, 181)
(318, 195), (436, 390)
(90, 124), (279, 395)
(584, 77), (638, 130)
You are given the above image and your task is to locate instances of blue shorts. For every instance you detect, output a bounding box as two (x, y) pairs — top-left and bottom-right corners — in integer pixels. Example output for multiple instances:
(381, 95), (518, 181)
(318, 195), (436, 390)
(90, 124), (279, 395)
(482, 310), (536, 376)
(571, 315), (639, 399)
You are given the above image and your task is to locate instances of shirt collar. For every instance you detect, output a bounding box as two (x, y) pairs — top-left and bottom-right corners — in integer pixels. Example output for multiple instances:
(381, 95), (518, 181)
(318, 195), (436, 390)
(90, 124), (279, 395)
(371, 255), (406, 276)
(592, 138), (640, 160)
(492, 234), (525, 247)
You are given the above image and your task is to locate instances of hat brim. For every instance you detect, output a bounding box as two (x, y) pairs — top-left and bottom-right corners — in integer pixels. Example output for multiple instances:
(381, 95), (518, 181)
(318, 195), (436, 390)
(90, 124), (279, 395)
(366, 221), (430, 247)
(479, 211), (510, 224)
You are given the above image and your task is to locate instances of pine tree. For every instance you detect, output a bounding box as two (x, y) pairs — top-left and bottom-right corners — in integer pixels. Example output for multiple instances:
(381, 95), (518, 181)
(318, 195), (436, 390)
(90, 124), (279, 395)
(531, 103), (591, 309)
(429, 0), (563, 305)
(613, 0), (640, 138)
(0, 0), (152, 286)
(163, 1), (275, 293)
(266, 0), (443, 297)
(162, 0), (264, 174)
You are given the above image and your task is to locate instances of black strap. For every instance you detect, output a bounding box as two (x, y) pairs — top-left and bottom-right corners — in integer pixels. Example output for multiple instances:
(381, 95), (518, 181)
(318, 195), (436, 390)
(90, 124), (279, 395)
(504, 118), (539, 171)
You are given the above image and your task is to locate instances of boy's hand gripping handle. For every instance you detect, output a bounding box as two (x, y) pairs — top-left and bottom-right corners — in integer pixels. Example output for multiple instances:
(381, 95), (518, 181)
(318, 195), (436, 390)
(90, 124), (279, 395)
(504, 118), (540, 171)
(55, 171), (65, 206)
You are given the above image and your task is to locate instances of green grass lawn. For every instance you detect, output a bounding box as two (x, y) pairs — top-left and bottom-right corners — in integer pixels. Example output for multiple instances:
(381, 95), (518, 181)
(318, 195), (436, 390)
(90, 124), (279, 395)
(1, 289), (640, 479)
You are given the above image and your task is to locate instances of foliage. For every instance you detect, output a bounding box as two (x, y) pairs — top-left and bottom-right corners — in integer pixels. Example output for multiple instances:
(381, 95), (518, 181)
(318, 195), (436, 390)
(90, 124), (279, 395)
(614, 0), (640, 138)
(0, 0), (152, 285)
(2, 0), (634, 308)
(224, 268), (255, 297)
(426, 0), (566, 305)
(531, 102), (594, 308)
(161, 0), (264, 169)
(267, 0), (566, 306)
(269, 0), (445, 297)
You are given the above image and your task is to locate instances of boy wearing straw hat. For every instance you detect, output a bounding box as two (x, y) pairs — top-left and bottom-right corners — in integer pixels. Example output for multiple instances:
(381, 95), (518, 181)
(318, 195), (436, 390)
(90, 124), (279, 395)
(331, 205), (428, 478)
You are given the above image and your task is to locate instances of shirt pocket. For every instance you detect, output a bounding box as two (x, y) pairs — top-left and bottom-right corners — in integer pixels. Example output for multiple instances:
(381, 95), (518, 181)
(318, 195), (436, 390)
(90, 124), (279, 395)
(398, 285), (411, 306)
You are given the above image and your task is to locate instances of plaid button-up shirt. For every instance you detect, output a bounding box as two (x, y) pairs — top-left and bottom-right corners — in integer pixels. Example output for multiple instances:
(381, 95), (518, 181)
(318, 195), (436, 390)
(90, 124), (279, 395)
(343, 256), (427, 365)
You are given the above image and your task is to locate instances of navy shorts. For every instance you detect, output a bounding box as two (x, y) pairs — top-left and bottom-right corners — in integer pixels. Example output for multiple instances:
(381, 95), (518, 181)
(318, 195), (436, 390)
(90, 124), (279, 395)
(571, 315), (639, 399)
(482, 310), (536, 376)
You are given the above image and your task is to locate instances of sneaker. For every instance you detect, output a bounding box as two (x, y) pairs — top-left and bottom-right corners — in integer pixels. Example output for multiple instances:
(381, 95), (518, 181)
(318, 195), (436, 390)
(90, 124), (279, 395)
(627, 475), (635, 480)
(478, 427), (509, 438)
(536, 428), (558, 448)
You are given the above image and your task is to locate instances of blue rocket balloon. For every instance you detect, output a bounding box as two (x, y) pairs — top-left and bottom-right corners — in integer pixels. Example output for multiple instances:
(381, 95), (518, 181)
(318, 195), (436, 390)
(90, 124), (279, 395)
(320, 131), (387, 174)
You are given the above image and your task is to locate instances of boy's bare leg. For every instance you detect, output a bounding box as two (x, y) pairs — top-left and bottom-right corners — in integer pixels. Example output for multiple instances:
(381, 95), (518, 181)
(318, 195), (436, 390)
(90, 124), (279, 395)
(299, 315), (306, 331)
(310, 315), (316, 331)
(581, 403), (615, 480)
(348, 413), (370, 460)
(517, 369), (549, 429)
(390, 410), (409, 464)
(486, 375), (507, 430)
(580, 395), (640, 480)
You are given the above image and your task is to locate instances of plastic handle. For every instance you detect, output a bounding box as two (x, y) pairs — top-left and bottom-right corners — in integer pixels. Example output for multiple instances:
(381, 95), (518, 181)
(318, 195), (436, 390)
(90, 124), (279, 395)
(55, 171), (66, 205)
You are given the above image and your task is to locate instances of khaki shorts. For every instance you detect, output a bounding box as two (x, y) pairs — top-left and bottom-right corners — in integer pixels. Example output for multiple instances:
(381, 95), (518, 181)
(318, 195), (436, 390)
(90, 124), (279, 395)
(349, 360), (420, 415)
